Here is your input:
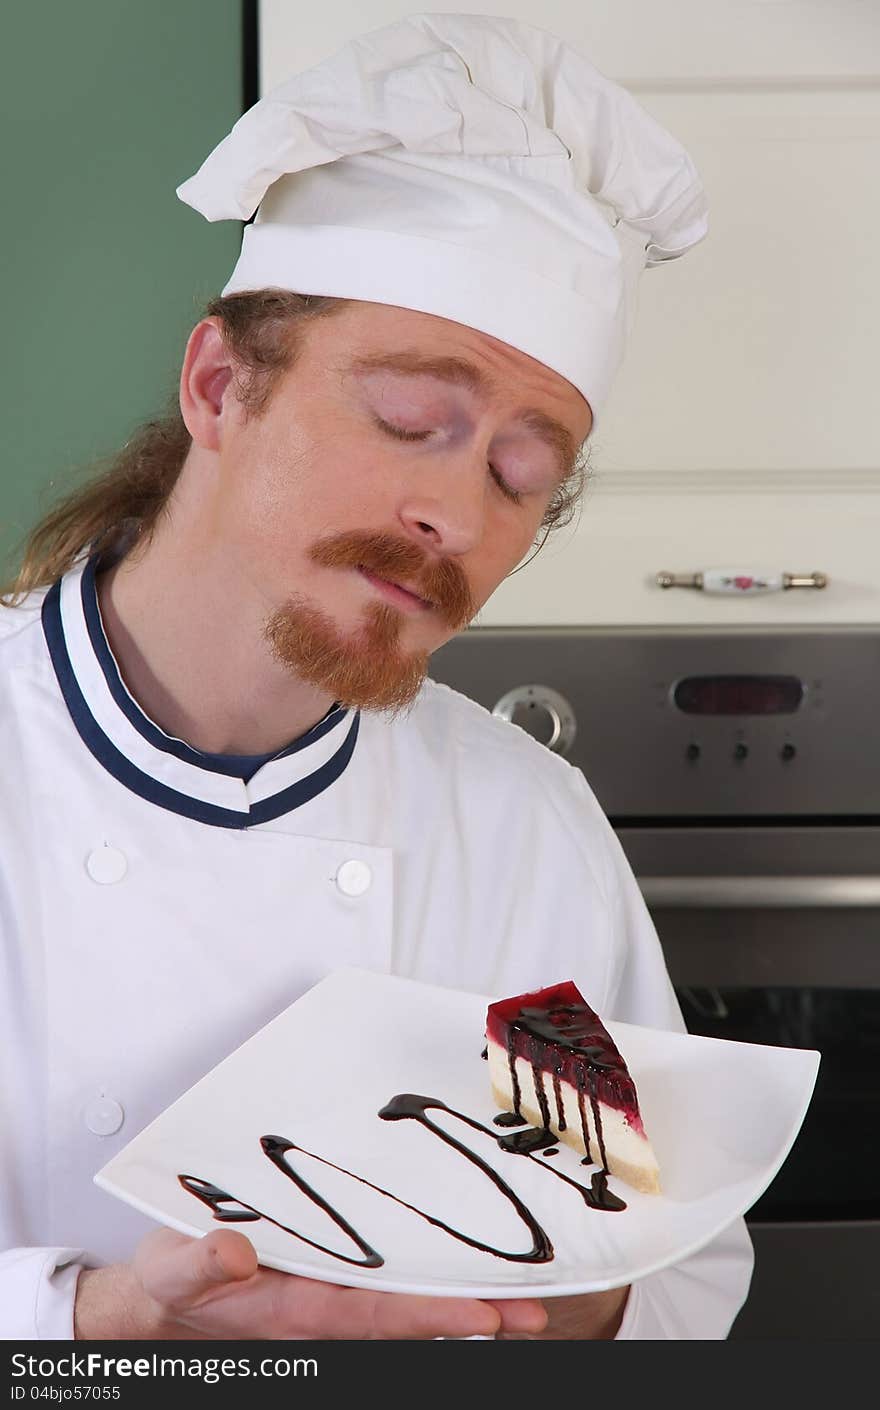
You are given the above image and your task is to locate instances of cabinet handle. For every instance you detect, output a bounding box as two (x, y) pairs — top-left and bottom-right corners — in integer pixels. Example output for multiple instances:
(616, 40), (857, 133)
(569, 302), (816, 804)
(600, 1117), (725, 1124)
(638, 875), (880, 908)
(656, 569), (828, 595)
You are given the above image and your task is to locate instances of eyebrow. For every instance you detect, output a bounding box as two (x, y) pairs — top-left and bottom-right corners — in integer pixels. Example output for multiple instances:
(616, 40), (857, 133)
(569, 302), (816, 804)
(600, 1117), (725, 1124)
(348, 351), (581, 484)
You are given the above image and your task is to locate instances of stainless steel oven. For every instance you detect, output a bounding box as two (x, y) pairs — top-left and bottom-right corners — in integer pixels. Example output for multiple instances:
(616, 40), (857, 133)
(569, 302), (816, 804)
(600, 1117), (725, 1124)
(431, 626), (880, 1339)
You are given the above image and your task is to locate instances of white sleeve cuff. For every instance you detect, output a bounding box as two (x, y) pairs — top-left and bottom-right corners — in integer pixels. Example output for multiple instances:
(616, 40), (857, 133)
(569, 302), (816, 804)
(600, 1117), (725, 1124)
(0, 1247), (86, 1340)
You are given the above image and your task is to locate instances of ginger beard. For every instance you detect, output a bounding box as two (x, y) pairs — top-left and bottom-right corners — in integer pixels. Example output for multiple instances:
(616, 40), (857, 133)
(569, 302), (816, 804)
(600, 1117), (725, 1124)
(263, 531), (478, 712)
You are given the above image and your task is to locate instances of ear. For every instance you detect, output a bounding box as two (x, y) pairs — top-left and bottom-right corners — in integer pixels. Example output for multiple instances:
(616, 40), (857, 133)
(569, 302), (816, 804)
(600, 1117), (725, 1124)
(179, 318), (239, 452)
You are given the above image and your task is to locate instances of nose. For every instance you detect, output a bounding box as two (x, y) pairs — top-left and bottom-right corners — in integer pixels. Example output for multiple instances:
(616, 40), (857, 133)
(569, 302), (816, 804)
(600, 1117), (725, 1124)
(396, 455), (487, 557)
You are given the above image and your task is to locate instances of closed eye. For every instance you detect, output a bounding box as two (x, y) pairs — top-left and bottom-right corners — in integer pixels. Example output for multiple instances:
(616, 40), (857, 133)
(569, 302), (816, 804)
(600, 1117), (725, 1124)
(374, 417), (433, 444)
(489, 468), (523, 504)
(375, 417), (525, 505)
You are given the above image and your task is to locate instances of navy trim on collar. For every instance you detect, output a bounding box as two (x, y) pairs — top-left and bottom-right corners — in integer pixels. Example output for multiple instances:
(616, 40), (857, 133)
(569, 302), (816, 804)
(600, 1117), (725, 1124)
(41, 574), (360, 830)
(79, 557), (349, 777)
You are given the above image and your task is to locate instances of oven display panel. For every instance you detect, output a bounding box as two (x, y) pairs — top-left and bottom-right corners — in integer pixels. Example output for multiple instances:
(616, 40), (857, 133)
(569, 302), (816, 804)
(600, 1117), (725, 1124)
(673, 675), (804, 715)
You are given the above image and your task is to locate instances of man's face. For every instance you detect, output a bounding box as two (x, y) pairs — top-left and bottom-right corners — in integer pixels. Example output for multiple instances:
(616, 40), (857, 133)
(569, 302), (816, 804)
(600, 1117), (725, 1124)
(211, 301), (592, 710)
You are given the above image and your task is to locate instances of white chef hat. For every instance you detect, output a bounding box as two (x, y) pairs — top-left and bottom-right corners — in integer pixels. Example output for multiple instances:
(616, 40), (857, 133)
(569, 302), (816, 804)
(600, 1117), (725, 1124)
(176, 11), (707, 429)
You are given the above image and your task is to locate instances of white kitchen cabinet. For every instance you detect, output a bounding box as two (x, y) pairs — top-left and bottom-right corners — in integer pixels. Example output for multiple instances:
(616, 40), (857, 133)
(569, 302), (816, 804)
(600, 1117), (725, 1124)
(258, 2), (880, 623)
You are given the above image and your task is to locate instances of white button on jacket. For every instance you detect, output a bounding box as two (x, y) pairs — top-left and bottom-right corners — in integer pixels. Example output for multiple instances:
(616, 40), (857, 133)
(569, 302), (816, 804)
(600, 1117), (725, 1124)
(0, 560), (753, 1340)
(335, 859), (372, 896)
(85, 846), (128, 885)
(83, 1099), (125, 1137)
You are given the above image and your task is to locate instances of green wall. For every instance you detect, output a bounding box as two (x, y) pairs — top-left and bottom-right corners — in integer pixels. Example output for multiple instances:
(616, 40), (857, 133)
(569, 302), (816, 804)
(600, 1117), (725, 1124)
(1, 1), (245, 574)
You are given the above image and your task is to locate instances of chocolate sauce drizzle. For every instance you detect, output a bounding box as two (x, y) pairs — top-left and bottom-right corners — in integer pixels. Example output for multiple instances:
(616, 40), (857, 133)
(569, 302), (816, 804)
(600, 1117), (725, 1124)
(496, 1126), (560, 1155)
(587, 1171), (626, 1212)
(382, 1095), (626, 1214)
(177, 1084), (627, 1274)
(493, 1111), (528, 1128)
(492, 1115), (627, 1212)
(377, 1095), (553, 1262)
(552, 1072), (567, 1133)
(179, 1096), (555, 1269)
(178, 1165), (383, 1268)
(503, 1008), (620, 1196)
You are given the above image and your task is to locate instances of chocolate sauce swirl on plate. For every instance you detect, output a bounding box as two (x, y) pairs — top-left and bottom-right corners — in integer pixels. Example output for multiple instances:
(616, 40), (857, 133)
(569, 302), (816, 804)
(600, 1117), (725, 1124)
(179, 992), (636, 1273)
(180, 1096), (559, 1268)
(178, 1168), (383, 1268)
(177, 1082), (627, 1273)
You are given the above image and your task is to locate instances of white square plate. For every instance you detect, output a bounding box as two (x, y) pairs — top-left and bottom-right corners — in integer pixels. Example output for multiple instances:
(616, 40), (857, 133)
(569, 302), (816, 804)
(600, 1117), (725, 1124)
(95, 967), (820, 1297)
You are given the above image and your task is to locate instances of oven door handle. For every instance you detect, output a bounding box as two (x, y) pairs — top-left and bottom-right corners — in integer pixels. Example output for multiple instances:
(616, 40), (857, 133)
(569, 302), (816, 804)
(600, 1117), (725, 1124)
(637, 875), (880, 908)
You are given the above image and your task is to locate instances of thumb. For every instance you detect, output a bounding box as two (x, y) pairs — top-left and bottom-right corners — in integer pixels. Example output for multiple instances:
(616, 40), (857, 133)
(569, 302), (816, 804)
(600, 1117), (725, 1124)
(135, 1228), (259, 1311)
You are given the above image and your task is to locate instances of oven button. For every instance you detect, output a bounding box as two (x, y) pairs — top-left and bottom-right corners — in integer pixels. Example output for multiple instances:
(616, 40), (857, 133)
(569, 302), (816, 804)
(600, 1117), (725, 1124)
(781, 743), (797, 761)
(492, 685), (577, 756)
(686, 742), (701, 761)
(733, 742), (749, 760)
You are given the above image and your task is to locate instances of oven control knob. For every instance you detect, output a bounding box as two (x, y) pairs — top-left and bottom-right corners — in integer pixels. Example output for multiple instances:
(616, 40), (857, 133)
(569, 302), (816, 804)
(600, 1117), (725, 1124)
(733, 742), (749, 761)
(781, 743), (797, 761)
(492, 685), (577, 756)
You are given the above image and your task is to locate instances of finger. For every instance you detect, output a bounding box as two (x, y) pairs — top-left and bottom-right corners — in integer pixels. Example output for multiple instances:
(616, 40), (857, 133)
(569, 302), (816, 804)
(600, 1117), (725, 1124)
(135, 1228), (259, 1311)
(276, 1278), (503, 1340)
(486, 1297), (548, 1335)
(363, 1291), (502, 1341)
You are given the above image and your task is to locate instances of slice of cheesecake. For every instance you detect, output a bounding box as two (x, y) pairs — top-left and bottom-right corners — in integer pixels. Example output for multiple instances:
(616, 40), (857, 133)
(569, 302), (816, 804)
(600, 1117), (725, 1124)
(486, 980), (661, 1194)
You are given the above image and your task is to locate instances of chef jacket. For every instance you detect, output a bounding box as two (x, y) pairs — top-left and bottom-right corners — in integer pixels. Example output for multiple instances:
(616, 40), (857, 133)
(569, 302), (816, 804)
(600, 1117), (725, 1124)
(0, 557), (754, 1339)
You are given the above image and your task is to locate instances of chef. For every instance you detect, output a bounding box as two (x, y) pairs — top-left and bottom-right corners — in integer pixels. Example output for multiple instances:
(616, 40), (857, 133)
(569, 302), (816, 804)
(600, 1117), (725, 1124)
(0, 13), (753, 1340)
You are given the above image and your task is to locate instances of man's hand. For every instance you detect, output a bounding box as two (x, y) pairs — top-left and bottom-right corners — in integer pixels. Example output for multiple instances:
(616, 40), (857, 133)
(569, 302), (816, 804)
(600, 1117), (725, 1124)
(74, 1228), (549, 1341)
(496, 1287), (630, 1340)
